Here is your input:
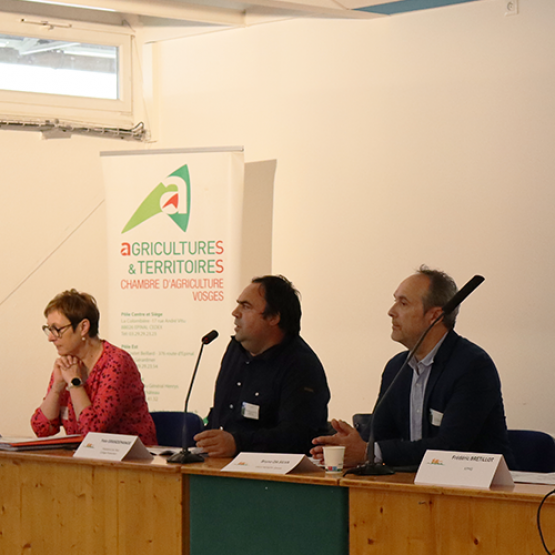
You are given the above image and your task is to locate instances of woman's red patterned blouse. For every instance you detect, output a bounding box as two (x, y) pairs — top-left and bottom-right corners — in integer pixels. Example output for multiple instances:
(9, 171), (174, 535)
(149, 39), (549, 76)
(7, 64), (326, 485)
(31, 341), (157, 445)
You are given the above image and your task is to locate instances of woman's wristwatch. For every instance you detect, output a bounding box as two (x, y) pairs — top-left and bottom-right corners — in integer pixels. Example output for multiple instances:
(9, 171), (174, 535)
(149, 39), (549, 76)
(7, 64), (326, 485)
(68, 377), (83, 389)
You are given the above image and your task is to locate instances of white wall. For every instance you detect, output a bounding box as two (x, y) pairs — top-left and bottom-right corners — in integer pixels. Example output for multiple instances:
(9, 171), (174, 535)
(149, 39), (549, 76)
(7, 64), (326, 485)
(0, 132), (114, 434)
(1, 0), (554, 436)
(152, 0), (555, 432)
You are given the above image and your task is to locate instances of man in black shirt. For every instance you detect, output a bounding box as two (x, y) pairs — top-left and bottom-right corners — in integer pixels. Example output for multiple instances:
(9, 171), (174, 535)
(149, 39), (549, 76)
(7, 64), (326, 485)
(194, 275), (330, 457)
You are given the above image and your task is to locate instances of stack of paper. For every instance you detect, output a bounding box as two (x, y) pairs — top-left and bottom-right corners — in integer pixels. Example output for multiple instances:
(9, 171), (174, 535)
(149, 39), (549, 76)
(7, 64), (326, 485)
(0, 434), (84, 451)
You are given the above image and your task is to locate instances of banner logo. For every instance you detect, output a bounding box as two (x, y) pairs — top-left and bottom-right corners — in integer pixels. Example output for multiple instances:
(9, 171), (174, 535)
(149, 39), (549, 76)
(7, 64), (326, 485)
(122, 164), (191, 233)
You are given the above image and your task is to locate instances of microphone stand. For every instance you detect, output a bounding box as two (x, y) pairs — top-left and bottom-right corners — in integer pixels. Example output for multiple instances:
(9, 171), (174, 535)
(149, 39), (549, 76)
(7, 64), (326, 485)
(344, 312), (445, 476)
(168, 331), (218, 464)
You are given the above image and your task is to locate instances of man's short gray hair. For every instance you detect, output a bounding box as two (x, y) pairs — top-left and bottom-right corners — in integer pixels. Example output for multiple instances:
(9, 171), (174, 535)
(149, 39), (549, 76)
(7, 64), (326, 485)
(417, 265), (459, 330)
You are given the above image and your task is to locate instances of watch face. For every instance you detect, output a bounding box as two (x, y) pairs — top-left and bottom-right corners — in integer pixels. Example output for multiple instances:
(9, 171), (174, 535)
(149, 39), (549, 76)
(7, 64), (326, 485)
(71, 377), (82, 387)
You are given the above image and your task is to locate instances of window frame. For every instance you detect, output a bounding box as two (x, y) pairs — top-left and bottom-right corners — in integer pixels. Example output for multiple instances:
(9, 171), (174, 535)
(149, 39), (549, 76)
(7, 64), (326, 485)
(0, 11), (133, 123)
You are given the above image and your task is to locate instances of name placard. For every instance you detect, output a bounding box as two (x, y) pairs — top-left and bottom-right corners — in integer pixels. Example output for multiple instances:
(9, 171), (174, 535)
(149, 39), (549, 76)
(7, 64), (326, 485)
(222, 452), (319, 475)
(74, 432), (153, 462)
(415, 450), (514, 488)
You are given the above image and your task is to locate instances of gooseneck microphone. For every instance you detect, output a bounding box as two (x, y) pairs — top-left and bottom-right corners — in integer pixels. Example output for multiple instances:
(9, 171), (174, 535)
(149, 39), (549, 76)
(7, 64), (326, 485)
(344, 275), (484, 476)
(441, 275), (484, 316)
(168, 330), (218, 464)
(201, 330), (219, 345)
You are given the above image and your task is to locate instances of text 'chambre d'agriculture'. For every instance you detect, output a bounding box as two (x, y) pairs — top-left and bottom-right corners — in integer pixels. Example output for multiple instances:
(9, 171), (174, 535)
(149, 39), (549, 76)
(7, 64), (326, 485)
(119, 240), (225, 300)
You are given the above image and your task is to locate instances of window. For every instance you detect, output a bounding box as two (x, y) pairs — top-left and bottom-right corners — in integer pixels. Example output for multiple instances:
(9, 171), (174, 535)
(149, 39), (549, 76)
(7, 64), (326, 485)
(0, 34), (119, 100)
(0, 12), (133, 124)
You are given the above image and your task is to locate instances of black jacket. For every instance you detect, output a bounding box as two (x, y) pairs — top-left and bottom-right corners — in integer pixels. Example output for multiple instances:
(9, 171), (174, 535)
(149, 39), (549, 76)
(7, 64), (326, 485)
(374, 330), (515, 468)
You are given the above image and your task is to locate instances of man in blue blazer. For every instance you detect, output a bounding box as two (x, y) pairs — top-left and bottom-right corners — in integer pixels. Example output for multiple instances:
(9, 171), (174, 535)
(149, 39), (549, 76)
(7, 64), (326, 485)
(312, 266), (514, 469)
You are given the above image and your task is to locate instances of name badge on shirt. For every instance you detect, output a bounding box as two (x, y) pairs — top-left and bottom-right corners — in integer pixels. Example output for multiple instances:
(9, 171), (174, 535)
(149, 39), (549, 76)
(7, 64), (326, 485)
(242, 402), (260, 420)
(61, 406), (69, 420)
(429, 408), (443, 427)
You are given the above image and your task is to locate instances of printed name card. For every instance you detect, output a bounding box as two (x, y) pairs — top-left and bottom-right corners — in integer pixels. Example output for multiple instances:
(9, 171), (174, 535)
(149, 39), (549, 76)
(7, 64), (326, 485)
(415, 450), (514, 488)
(222, 452), (319, 475)
(74, 432), (153, 462)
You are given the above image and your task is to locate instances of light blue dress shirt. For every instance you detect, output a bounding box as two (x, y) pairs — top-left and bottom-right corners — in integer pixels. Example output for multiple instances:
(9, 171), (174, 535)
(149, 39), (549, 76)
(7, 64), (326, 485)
(373, 332), (447, 462)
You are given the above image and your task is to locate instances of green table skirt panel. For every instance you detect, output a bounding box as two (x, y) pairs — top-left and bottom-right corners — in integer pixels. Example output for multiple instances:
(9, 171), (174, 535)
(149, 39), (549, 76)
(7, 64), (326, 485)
(189, 474), (349, 555)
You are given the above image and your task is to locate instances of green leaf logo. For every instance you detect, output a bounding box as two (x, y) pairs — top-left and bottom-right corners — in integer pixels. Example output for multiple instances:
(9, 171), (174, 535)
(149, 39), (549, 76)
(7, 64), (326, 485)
(122, 164), (191, 233)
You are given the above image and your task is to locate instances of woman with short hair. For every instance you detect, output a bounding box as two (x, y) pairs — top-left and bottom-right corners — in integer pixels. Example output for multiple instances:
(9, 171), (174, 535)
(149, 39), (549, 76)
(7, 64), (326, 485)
(31, 289), (157, 445)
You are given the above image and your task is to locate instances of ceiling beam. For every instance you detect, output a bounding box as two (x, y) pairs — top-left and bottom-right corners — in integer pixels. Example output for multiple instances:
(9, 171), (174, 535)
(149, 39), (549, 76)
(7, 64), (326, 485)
(15, 0), (246, 26)
(225, 0), (379, 18)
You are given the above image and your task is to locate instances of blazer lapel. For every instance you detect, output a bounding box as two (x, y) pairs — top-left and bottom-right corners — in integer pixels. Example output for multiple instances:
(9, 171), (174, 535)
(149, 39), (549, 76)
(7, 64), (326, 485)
(422, 330), (459, 432)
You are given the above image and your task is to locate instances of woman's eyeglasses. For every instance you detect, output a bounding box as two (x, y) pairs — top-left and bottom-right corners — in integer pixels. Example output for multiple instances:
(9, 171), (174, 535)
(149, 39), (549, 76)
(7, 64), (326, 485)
(42, 324), (72, 338)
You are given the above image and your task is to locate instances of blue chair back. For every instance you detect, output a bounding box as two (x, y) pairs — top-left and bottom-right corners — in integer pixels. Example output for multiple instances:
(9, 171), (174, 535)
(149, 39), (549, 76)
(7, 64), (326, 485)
(508, 429), (555, 472)
(150, 411), (204, 448)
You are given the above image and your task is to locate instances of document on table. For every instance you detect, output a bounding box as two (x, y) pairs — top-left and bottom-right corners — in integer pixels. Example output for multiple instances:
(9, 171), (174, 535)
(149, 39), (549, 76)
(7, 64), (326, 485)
(0, 434), (84, 451)
(511, 471), (555, 485)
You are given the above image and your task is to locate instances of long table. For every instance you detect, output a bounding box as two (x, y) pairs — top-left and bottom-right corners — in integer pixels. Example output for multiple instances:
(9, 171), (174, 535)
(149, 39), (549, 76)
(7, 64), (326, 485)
(0, 449), (554, 555)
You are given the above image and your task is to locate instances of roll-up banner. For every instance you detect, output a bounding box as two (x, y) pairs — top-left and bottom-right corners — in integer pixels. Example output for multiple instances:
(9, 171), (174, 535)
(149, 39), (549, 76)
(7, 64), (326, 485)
(102, 147), (244, 413)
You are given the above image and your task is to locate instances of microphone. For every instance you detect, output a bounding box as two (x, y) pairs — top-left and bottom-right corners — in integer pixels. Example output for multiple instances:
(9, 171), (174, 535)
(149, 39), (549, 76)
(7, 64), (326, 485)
(345, 274), (485, 476)
(442, 275), (484, 316)
(202, 330), (219, 345)
(168, 330), (218, 464)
